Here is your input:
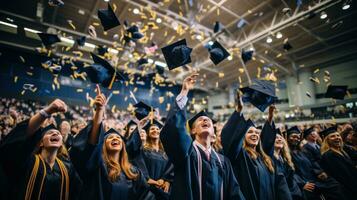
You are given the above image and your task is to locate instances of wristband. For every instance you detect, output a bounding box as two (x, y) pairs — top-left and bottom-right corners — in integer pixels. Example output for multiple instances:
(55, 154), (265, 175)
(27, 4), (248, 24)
(40, 109), (51, 118)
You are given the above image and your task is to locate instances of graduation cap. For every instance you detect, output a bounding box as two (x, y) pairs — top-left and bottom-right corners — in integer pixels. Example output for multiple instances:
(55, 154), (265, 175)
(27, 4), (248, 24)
(237, 19), (247, 29)
(240, 79), (278, 112)
(256, 125), (263, 130)
(103, 128), (125, 141)
(161, 39), (192, 70)
(37, 33), (61, 47)
(276, 128), (282, 135)
(320, 126), (338, 138)
(85, 53), (125, 88)
(187, 110), (212, 130)
(97, 45), (108, 56)
(325, 85), (348, 100)
(156, 65), (165, 75)
(241, 50), (254, 63)
(125, 120), (137, 130)
(143, 119), (163, 133)
(283, 39), (293, 51)
(137, 58), (149, 66)
(133, 101), (154, 120)
(208, 41), (230, 65)
(127, 25), (144, 41)
(41, 124), (59, 136)
(303, 127), (314, 138)
(287, 126), (300, 136)
(98, 3), (121, 31)
(213, 21), (222, 33)
(76, 36), (86, 46)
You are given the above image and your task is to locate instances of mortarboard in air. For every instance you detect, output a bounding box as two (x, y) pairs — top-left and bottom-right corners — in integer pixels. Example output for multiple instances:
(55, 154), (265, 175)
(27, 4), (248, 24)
(137, 58), (149, 66)
(287, 126), (300, 136)
(208, 41), (230, 65)
(161, 39), (192, 70)
(37, 33), (61, 47)
(325, 85), (348, 100)
(213, 21), (222, 33)
(237, 18), (247, 29)
(303, 127), (314, 138)
(283, 39), (293, 51)
(98, 3), (121, 31)
(240, 79), (278, 112)
(76, 36), (86, 46)
(241, 50), (254, 63)
(133, 101), (154, 120)
(85, 53), (125, 88)
(127, 25), (144, 41)
(320, 126), (338, 138)
(97, 45), (108, 55)
(143, 119), (163, 133)
(187, 110), (212, 130)
(156, 65), (165, 75)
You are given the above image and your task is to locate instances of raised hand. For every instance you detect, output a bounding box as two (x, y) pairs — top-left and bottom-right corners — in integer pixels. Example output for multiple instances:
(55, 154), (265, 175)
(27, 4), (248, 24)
(180, 71), (199, 96)
(44, 99), (67, 115)
(94, 84), (107, 111)
(268, 105), (276, 123)
(235, 90), (243, 113)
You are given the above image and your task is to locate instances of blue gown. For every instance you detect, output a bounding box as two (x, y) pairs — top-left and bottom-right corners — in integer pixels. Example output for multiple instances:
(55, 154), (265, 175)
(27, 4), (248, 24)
(221, 111), (279, 200)
(160, 102), (245, 200)
(69, 122), (154, 200)
(0, 120), (82, 200)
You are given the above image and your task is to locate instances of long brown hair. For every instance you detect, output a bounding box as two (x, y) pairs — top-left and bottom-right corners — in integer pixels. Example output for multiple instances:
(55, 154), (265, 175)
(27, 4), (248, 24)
(102, 139), (138, 182)
(143, 125), (165, 153)
(243, 140), (275, 173)
(275, 137), (295, 170)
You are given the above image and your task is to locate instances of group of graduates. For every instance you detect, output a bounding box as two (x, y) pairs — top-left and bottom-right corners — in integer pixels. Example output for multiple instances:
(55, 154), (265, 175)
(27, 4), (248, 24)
(0, 72), (356, 200)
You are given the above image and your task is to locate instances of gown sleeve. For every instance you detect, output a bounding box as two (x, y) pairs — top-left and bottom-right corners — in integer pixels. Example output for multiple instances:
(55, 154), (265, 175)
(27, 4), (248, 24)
(160, 102), (192, 167)
(0, 120), (42, 174)
(125, 128), (142, 159)
(260, 121), (276, 157)
(221, 111), (247, 162)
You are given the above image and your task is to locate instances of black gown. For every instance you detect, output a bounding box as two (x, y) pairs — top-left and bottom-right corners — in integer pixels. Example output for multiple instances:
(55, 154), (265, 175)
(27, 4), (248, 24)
(321, 149), (357, 200)
(160, 102), (245, 200)
(0, 120), (82, 200)
(69, 122), (154, 200)
(260, 121), (302, 200)
(221, 111), (283, 200)
(291, 149), (345, 200)
(129, 129), (174, 200)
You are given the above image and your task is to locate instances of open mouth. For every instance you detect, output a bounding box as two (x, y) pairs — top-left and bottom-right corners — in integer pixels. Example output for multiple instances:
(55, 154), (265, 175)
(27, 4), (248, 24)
(50, 137), (60, 142)
(250, 136), (258, 142)
(111, 140), (120, 146)
(201, 123), (209, 128)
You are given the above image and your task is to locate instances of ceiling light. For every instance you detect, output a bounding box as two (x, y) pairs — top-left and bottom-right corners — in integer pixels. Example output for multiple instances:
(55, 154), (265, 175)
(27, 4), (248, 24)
(266, 36), (272, 43)
(320, 11), (327, 19)
(156, 18), (162, 23)
(0, 20), (18, 28)
(276, 32), (282, 39)
(133, 8), (140, 15)
(227, 55), (233, 61)
(154, 60), (167, 67)
(104, 0), (110, 2)
(342, 2), (351, 10)
(208, 41), (214, 45)
(24, 27), (40, 33)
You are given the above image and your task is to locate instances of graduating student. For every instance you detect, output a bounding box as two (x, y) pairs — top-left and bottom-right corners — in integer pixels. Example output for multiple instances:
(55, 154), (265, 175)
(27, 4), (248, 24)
(69, 85), (154, 200)
(320, 126), (357, 199)
(301, 127), (322, 164)
(160, 72), (245, 200)
(286, 126), (345, 200)
(123, 120), (137, 139)
(0, 99), (82, 200)
(129, 119), (173, 200)
(221, 91), (289, 200)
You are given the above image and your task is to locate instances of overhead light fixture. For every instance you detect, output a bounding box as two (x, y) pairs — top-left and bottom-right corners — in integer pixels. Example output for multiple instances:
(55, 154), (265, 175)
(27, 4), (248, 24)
(78, 9), (85, 15)
(276, 32), (282, 39)
(196, 35), (203, 40)
(104, 0), (110, 2)
(156, 18), (162, 23)
(154, 60), (167, 67)
(320, 11), (327, 19)
(0, 20), (18, 28)
(266, 36), (273, 43)
(342, 1), (351, 10)
(133, 8), (140, 15)
(208, 41), (214, 45)
(227, 55), (233, 61)
(24, 27), (40, 33)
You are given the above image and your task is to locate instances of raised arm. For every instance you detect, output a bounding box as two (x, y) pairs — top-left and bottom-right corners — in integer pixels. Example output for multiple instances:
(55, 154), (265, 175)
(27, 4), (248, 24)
(88, 84), (107, 145)
(261, 105), (277, 157)
(160, 72), (198, 166)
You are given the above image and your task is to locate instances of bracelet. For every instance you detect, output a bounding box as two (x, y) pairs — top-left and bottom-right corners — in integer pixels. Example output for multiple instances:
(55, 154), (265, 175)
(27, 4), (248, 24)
(39, 109), (51, 118)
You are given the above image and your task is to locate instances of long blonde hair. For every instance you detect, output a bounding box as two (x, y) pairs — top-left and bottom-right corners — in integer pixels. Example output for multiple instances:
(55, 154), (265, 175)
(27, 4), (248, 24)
(243, 140), (275, 173)
(275, 137), (295, 170)
(321, 134), (346, 156)
(102, 140), (138, 182)
(143, 125), (165, 153)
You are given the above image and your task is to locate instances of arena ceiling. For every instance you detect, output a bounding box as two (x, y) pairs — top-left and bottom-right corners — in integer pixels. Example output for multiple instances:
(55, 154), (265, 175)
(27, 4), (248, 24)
(0, 0), (356, 91)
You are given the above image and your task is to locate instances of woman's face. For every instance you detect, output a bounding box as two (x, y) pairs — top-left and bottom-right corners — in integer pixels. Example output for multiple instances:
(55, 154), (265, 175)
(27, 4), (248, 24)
(327, 132), (343, 148)
(105, 133), (123, 152)
(128, 125), (137, 135)
(41, 129), (63, 149)
(245, 127), (260, 147)
(148, 125), (160, 139)
(275, 134), (285, 149)
(211, 133), (217, 143)
(140, 129), (147, 142)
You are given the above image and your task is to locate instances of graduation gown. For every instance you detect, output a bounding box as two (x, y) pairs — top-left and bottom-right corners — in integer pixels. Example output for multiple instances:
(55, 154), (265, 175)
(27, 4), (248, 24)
(321, 149), (357, 199)
(69, 122), (154, 200)
(221, 111), (276, 200)
(0, 120), (82, 200)
(160, 102), (245, 200)
(260, 121), (300, 200)
(302, 143), (322, 164)
(129, 129), (174, 200)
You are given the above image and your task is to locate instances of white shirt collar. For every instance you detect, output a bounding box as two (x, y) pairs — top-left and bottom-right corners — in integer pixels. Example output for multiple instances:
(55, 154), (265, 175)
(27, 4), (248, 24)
(193, 140), (212, 154)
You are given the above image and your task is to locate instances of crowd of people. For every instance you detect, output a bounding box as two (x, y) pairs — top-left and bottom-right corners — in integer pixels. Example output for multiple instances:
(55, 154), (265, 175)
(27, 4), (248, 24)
(0, 72), (356, 200)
